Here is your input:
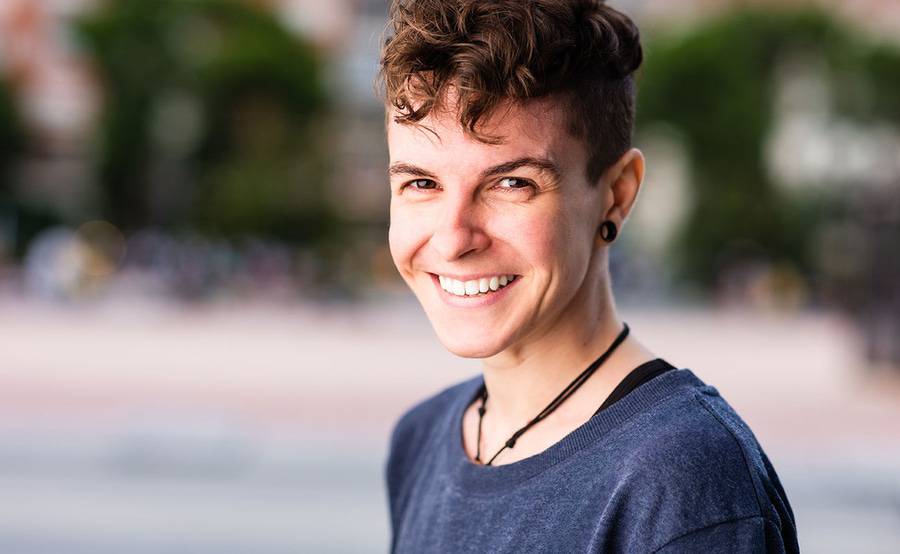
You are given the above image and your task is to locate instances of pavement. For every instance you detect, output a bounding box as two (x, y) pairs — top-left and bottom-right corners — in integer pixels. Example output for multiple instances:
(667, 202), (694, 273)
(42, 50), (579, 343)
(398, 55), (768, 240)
(0, 294), (898, 552)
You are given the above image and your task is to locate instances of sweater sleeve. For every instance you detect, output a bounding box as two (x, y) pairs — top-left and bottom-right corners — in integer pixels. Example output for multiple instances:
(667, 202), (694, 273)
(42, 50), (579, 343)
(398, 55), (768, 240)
(385, 399), (441, 552)
(652, 515), (785, 553)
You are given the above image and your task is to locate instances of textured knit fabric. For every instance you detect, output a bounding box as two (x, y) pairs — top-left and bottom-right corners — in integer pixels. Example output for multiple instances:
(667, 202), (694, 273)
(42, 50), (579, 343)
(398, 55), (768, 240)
(384, 368), (799, 553)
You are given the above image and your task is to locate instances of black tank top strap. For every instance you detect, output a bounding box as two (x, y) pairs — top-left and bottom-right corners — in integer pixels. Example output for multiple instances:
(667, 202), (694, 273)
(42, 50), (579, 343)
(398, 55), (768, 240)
(593, 358), (677, 416)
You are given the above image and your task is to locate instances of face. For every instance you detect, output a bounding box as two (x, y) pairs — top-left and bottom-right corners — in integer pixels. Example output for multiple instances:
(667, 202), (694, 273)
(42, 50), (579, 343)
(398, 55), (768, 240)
(387, 97), (608, 358)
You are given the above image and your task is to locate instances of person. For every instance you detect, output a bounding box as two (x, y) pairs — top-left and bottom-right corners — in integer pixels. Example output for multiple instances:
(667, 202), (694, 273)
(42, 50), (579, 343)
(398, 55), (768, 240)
(378, 0), (799, 552)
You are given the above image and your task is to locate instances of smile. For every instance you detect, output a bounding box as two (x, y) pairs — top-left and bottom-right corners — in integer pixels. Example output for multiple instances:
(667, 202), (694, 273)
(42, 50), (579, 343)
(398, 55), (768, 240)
(437, 274), (518, 297)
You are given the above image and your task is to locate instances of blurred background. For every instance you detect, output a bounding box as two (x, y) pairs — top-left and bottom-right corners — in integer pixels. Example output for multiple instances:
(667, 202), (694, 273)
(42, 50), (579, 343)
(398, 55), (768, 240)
(0, 0), (898, 551)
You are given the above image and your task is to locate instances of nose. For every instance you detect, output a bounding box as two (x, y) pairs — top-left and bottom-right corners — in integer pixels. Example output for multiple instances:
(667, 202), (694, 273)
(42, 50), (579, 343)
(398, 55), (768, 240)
(430, 194), (490, 261)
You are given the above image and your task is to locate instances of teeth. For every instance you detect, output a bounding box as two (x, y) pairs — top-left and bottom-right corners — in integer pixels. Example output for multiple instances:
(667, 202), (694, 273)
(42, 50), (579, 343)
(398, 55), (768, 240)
(478, 278), (489, 293)
(438, 274), (518, 297)
(452, 280), (465, 296)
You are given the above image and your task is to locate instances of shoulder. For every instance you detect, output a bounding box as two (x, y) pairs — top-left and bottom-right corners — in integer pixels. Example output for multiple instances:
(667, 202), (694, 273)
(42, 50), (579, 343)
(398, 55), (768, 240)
(383, 374), (482, 530)
(619, 385), (762, 504)
(602, 377), (795, 549)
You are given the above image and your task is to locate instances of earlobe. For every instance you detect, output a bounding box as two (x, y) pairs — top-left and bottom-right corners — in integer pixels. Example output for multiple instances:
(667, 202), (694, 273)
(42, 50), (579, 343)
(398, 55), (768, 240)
(598, 220), (618, 243)
(594, 148), (643, 247)
(595, 220), (618, 245)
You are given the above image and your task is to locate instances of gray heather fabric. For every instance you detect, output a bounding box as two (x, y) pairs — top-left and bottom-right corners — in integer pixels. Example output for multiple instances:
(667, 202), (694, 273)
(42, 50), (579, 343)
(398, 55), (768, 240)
(384, 368), (799, 553)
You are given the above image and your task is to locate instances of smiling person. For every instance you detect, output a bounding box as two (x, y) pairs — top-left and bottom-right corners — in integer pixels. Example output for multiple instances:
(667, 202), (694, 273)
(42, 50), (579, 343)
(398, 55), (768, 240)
(379, 1), (798, 553)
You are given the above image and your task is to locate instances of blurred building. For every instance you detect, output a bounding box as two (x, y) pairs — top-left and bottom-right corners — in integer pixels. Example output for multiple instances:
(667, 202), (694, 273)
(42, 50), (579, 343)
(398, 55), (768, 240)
(0, 0), (98, 150)
(0, 0), (100, 227)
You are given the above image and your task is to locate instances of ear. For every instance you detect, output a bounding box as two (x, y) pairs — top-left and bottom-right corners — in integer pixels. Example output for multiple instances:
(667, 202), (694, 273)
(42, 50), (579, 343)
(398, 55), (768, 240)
(598, 148), (645, 233)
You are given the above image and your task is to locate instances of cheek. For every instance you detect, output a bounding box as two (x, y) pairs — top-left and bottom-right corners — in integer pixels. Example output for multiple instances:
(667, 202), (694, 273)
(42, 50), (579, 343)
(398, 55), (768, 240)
(493, 206), (565, 266)
(388, 202), (428, 272)
(495, 204), (591, 283)
(521, 222), (557, 264)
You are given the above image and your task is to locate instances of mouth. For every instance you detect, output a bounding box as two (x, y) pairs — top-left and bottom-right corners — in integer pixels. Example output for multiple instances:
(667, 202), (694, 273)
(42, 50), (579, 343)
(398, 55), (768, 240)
(435, 273), (518, 297)
(428, 272), (521, 306)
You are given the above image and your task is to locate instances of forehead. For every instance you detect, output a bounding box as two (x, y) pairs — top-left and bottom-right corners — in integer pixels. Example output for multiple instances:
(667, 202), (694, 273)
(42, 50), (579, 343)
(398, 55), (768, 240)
(386, 96), (582, 174)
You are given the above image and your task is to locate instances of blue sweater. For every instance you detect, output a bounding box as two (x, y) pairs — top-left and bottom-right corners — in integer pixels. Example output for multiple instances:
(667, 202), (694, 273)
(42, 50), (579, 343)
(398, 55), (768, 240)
(384, 368), (799, 553)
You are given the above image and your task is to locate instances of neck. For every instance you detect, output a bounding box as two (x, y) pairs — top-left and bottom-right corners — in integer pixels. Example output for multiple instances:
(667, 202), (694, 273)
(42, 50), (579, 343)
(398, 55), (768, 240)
(480, 268), (628, 432)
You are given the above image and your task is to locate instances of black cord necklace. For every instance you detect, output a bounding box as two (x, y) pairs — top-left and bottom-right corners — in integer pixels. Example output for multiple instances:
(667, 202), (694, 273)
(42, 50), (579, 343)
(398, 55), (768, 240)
(474, 322), (630, 466)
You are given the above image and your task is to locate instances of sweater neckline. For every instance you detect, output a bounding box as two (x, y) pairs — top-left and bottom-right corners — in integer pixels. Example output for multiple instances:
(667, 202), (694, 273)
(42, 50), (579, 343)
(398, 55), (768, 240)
(449, 367), (704, 493)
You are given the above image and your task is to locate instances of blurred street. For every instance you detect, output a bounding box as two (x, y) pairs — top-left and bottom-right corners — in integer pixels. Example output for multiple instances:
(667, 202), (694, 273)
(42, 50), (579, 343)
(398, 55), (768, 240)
(1, 295), (898, 553)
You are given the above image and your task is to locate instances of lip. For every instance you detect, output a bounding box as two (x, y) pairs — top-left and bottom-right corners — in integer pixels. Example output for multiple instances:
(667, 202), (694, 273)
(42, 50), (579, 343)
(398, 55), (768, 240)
(432, 272), (517, 281)
(429, 273), (521, 308)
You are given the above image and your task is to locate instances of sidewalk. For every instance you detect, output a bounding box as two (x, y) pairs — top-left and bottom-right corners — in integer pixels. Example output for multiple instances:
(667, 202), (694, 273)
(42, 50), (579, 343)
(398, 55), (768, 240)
(0, 295), (897, 552)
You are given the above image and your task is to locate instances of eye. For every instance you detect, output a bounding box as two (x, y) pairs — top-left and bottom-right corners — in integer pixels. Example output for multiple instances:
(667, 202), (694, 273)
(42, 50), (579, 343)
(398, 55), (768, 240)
(406, 178), (437, 191)
(497, 177), (534, 191)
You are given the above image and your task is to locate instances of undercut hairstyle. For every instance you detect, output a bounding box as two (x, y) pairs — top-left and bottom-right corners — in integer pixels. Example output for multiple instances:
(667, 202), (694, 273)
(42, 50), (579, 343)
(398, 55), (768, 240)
(378, 0), (643, 183)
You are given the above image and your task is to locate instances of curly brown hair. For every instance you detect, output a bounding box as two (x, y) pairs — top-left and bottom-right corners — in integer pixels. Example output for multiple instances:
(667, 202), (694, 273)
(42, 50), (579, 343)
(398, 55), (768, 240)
(378, 0), (643, 183)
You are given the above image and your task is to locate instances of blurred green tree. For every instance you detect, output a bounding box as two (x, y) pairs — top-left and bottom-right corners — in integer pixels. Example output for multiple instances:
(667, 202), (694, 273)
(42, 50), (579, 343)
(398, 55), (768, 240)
(75, 0), (340, 245)
(0, 77), (45, 261)
(636, 8), (900, 294)
(0, 78), (24, 187)
(0, 77), (22, 259)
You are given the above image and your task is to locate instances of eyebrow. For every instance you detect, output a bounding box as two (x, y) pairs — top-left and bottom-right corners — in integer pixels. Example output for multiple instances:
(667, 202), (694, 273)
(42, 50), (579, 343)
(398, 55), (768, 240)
(388, 156), (561, 182)
(481, 157), (561, 181)
(388, 163), (438, 179)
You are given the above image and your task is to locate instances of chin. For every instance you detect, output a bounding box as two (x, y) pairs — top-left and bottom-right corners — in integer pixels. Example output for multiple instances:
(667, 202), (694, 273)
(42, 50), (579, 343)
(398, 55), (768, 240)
(432, 324), (510, 359)
(439, 338), (504, 359)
